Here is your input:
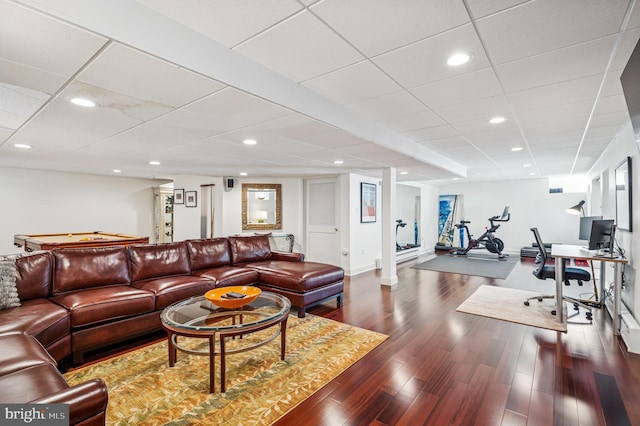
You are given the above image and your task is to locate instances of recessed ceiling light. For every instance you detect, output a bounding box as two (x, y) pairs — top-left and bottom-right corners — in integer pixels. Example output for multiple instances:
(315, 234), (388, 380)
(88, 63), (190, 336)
(14, 143), (31, 149)
(529, 172), (537, 176)
(511, 147), (523, 152)
(70, 97), (96, 107)
(489, 117), (506, 124)
(400, 171), (408, 175)
(113, 169), (121, 173)
(239, 172), (248, 176)
(333, 160), (344, 165)
(452, 177), (459, 181)
(149, 161), (160, 165)
(523, 164), (532, 168)
(447, 53), (471, 66)
(243, 139), (257, 145)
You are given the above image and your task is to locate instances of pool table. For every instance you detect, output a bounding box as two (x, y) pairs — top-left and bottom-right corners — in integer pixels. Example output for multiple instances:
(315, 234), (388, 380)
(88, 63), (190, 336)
(14, 232), (149, 252)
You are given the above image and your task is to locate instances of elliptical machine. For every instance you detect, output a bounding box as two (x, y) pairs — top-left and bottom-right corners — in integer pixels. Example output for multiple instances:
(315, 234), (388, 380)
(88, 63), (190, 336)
(450, 206), (510, 259)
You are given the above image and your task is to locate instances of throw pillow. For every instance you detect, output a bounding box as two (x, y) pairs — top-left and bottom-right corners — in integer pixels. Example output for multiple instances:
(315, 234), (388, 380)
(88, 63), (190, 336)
(0, 255), (20, 309)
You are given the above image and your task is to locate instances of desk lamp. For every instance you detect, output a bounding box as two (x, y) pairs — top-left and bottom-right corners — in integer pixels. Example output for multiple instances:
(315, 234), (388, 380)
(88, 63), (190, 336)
(566, 200), (585, 217)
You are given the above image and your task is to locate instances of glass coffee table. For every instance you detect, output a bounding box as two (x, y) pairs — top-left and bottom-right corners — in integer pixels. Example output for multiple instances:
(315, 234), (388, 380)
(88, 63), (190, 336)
(160, 290), (290, 393)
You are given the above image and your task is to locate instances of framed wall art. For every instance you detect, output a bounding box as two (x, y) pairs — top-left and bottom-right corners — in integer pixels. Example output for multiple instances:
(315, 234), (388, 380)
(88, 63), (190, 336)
(185, 191), (197, 208)
(360, 182), (377, 223)
(173, 188), (184, 204)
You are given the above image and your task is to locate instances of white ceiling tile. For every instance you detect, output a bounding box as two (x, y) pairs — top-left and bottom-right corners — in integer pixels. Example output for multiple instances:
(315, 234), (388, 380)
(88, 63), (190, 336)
(496, 36), (616, 93)
(301, 60), (401, 105)
(0, 82), (50, 130)
(589, 111), (631, 129)
(477, 0), (629, 64)
(78, 44), (226, 107)
(507, 75), (602, 112)
(376, 110), (446, 133)
(452, 115), (517, 135)
(516, 99), (594, 128)
(11, 81), (173, 151)
(610, 28), (640, 71)
(0, 1), (106, 91)
(373, 24), (490, 89)
(601, 70), (624, 97)
(594, 94), (632, 115)
(402, 125), (459, 142)
(412, 68), (503, 108)
(433, 96), (510, 123)
(185, 88), (292, 130)
(346, 91), (425, 121)
(250, 114), (337, 139)
(234, 10), (364, 82)
(135, 0), (303, 48)
(465, 0), (529, 19)
(299, 130), (371, 149)
(311, 0), (469, 56)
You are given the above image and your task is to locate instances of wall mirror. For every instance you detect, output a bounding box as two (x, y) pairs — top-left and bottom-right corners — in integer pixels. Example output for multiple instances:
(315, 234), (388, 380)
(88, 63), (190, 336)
(242, 183), (282, 230)
(615, 156), (632, 231)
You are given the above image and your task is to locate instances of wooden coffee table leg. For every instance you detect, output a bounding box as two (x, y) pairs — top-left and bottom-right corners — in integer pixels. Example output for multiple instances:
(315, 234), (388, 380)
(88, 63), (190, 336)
(220, 334), (226, 393)
(209, 335), (215, 393)
(167, 331), (176, 367)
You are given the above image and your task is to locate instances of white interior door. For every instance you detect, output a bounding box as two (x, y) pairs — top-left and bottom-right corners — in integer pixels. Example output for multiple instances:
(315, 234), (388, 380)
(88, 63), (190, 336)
(305, 177), (341, 266)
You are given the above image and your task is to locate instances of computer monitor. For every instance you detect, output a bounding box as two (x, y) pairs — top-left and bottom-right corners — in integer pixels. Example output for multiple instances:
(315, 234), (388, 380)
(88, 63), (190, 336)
(579, 215), (603, 240)
(588, 219), (615, 252)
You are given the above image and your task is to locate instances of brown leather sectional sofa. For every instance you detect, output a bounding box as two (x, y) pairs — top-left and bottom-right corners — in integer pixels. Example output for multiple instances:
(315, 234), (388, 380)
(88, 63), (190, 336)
(0, 235), (343, 425)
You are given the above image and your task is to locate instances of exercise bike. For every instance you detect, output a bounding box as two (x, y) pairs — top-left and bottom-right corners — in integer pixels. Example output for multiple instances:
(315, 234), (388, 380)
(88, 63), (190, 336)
(450, 206), (510, 259)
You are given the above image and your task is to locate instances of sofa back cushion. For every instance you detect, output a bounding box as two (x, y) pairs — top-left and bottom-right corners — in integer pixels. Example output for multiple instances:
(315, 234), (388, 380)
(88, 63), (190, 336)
(15, 251), (53, 300)
(128, 242), (190, 282)
(52, 247), (131, 295)
(228, 235), (272, 265)
(186, 238), (231, 271)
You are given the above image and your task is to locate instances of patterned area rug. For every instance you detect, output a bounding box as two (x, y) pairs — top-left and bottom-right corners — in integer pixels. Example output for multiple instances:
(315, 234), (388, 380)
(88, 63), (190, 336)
(64, 314), (387, 425)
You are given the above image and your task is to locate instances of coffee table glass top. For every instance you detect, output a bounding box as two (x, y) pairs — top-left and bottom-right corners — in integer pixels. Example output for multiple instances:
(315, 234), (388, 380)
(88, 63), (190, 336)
(161, 291), (290, 332)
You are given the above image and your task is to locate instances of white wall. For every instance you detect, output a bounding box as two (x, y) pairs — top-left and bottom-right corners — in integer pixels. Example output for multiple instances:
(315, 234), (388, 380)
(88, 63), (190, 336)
(344, 175), (439, 275)
(438, 178), (587, 254)
(587, 122), (640, 318)
(0, 167), (165, 255)
(172, 175), (304, 250)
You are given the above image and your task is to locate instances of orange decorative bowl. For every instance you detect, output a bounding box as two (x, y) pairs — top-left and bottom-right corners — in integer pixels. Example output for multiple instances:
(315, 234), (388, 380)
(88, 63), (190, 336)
(204, 286), (262, 309)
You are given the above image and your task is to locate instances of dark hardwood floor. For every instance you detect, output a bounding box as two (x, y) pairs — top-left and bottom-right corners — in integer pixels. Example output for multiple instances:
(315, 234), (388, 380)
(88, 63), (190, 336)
(275, 255), (640, 426)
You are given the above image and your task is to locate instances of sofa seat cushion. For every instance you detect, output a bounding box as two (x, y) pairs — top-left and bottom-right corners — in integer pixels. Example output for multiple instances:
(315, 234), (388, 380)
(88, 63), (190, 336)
(192, 266), (259, 287)
(132, 276), (215, 310)
(0, 332), (55, 376)
(246, 261), (344, 292)
(0, 363), (69, 403)
(52, 286), (155, 328)
(0, 299), (69, 349)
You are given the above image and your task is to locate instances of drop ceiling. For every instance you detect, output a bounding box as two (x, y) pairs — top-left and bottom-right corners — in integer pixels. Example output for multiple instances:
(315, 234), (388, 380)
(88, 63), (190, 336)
(1, 0), (639, 183)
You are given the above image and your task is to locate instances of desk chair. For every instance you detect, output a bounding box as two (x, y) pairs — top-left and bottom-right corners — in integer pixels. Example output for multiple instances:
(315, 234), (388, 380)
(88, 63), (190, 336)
(524, 227), (593, 321)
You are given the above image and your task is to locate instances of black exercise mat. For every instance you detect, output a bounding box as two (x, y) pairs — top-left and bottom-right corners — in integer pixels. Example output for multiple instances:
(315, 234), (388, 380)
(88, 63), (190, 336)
(412, 255), (516, 279)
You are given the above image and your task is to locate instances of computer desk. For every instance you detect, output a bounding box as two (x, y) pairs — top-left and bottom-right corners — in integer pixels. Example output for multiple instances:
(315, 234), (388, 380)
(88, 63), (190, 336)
(551, 244), (628, 334)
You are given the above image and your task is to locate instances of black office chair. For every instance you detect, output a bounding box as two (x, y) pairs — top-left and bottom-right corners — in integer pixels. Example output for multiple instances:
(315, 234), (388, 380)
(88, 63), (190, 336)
(524, 227), (593, 321)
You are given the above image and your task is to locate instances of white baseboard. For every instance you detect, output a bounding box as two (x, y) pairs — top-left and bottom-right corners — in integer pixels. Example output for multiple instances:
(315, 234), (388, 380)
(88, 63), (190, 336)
(605, 298), (640, 354)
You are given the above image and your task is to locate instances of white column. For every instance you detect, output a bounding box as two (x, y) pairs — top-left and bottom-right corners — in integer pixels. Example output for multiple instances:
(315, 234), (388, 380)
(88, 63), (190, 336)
(381, 167), (398, 286)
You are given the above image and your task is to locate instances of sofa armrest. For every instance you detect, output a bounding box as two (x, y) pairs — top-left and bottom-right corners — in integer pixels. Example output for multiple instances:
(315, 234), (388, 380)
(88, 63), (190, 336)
(30, 379), (108, 426)
(271, 251), (304, 262)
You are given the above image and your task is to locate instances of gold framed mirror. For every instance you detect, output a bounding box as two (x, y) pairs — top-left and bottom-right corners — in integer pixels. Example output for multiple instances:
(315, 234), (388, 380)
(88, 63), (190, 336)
(242, 183), (282, 230)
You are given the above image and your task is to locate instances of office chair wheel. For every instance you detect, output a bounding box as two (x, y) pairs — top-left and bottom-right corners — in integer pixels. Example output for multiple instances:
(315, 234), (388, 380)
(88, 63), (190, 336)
(577, 280), (584, 286)
(573, 303), (580, 311)
(586, 312), (593, 321)
(564, 280), (570, 286)
(551, 309), (557, 315)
